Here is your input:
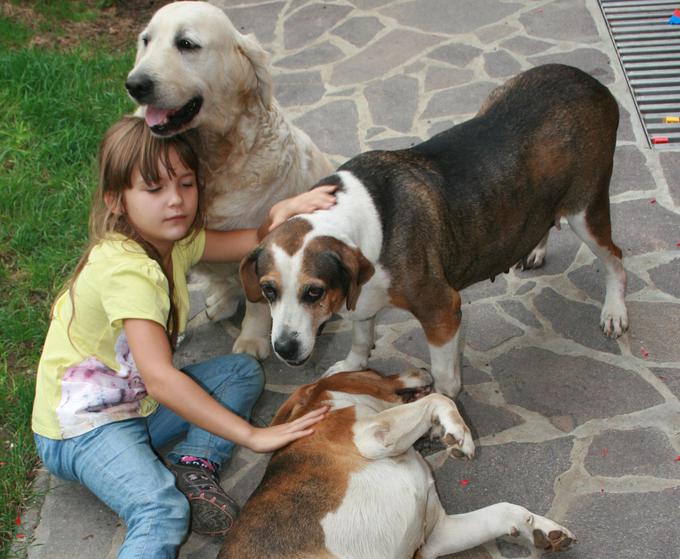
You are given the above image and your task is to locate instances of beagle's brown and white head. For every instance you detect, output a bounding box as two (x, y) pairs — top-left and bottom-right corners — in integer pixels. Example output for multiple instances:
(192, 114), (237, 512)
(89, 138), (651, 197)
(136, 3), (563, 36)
(240, 217), (374, 366)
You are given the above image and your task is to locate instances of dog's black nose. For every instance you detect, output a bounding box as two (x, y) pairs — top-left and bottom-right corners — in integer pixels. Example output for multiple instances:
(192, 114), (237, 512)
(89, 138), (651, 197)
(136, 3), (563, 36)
(125, 75), (154, 102)
(274, 338), (300, 362)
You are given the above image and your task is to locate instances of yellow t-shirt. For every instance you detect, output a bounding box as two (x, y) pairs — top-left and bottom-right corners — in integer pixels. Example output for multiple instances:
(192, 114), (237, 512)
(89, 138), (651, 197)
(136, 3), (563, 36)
(32, 231), (206, 439)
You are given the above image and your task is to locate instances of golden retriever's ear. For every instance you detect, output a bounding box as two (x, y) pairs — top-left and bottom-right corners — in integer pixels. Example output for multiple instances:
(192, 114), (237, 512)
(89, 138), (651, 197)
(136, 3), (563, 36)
(237, 34), (273, 109)
(239, 247), (264, 303)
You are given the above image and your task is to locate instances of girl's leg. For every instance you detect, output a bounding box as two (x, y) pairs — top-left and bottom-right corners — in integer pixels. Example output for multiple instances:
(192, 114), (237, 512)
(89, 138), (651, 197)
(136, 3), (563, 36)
(34, 420), (189, 559)
(148, 353), (264, 467)
(146, 353), (264, 536)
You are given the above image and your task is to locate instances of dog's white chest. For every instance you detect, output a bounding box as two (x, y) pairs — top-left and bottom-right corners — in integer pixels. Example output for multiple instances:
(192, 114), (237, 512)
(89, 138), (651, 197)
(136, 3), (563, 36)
(320, 450), (432, 559)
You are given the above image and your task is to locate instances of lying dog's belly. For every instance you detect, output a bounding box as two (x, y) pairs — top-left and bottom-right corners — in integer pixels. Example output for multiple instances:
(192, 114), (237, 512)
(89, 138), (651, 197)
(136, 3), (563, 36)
(321, 450), (432, 559)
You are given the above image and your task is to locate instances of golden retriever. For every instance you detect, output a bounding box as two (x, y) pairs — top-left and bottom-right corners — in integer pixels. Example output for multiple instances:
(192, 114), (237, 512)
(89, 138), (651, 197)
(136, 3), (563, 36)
(126, 1), (334, 357)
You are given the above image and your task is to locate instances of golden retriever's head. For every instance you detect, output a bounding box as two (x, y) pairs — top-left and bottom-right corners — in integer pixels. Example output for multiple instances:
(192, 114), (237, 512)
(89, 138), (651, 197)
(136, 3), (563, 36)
(271, 369), (434, 425)
(126, 1), (272, 137)
(240, 218), (374, 367)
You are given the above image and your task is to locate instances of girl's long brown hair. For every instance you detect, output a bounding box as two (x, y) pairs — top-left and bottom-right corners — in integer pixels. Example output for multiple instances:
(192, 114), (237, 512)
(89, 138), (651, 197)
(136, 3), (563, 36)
(63, 116), (206, 349)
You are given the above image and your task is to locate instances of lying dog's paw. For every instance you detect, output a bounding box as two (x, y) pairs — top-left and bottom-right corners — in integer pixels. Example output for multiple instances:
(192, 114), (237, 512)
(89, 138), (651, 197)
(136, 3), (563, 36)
(600, 305), (629, 338)
(232, 335), (270, 360)
(531, 517), (575, 552)
(435, 402), (475, 460)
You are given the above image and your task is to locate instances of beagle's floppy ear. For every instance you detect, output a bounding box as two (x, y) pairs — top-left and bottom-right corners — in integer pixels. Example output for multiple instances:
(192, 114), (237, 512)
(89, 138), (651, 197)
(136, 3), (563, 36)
(239, 247), (264, 303)
(330, 245), (374, 312)
(236, 33), (273, 109)
(271, 384), (316, 425)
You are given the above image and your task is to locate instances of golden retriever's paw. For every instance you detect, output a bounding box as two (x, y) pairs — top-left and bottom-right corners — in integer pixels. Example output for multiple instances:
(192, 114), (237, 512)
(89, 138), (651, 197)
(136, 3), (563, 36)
(233, 335), (271, 360)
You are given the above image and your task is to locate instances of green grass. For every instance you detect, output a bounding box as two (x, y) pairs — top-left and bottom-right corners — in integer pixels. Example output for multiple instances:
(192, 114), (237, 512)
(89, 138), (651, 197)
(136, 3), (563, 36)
(0, 38), (135, 556)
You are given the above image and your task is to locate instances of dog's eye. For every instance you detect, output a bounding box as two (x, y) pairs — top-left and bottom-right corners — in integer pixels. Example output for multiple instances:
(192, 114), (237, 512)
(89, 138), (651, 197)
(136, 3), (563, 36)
(176, 38), (200, 51)
(261, 284), (277, 302)
(302, 286), (325, 303)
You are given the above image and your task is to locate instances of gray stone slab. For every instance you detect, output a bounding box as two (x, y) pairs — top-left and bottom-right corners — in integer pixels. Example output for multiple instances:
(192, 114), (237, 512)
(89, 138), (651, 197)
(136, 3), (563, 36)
(520, 0), (599, 43)
(29, 478), (120, 559)
(365, 75), (419, 133)
(457, 392), (524, 441)
(225, 2), (285, 44)
(567, 261), (645, 303)
(500, 35), (553, 56)
(498, 300), (542, 329)
(293, 100), (360, 157)
(331, 16), (383, 47)
(434, 437), (573, 516)
(367, 135), (422, 150)
(425, 66), (475, 92)
(528, 48), (615, 85)
(611, 145), (657, 195)
(330, 29), (443, 86)
(561, 489), (680, 559)
(491, 348), (664, 426)
(651, 366), (680, 400)
(275, 41), (344, 69)
(533, 288), (621, 354)
(465, 303), (524, 352)
(427, 43), (483, 67)
(174, 321), (234, 370)
(273, 71), (326, 107)
(660, 151), (680, 207)
(461, 275), (509, 304)
(613, 199), (680, 257)
(483, 50), (522, 78)
(381, 0), (522, 35)
(283, 3), (352, 49)
(649, 258), (680, 299)
(585, 427), (680, 479)
(423, 81), (498, 118)
(616, 103), (636, 142)
(627, 301), (680, 363)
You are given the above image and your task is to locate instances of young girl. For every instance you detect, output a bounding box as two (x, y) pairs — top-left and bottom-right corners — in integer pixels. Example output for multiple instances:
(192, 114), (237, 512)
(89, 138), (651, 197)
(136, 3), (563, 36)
(32, 115), (334, 557)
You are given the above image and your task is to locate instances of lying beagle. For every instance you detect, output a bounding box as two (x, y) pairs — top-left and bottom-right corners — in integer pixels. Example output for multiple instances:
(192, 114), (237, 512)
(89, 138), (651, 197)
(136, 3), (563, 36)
(219, 369), (574, 558)
(240, 64), (627, 396)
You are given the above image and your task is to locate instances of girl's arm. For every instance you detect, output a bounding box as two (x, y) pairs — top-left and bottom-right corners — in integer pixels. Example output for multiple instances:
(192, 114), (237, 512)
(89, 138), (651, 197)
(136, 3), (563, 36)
(201, 184), (336, 263)
(124, 318), (327, 452)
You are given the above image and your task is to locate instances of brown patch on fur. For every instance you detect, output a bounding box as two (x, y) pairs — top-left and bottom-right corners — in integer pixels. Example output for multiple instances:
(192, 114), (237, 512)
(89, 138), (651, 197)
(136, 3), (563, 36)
(269, 217), (313, 255)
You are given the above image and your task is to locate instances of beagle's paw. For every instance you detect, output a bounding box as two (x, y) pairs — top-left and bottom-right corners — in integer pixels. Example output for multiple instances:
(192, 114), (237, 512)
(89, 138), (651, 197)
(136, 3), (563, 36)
(431, 396), (475, 459)
(600, 304), (629, 338)
(515, 246), (546, 270)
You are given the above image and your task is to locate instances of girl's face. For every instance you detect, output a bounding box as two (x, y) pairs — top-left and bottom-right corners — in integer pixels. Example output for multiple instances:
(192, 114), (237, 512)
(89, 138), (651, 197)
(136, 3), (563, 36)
(122, 147), (198, 258)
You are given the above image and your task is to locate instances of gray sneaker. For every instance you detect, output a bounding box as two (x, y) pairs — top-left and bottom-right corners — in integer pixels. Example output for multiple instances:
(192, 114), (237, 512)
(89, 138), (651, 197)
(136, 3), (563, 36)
(168, 462), (240, 536)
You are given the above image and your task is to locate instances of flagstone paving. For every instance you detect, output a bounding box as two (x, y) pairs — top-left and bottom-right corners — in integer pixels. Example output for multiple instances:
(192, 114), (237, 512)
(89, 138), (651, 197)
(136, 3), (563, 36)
(17, 0), (680, 558)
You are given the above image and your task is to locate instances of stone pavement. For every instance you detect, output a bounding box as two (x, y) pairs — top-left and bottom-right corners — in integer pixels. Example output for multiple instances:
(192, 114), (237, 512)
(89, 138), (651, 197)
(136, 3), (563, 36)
(15, 0), (680, 558)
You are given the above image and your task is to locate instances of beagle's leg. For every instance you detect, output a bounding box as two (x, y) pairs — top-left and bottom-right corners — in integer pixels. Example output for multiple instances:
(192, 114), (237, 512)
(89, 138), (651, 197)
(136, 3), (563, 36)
(419, 289), (463, 397)
(419, 501), (575, 558)
(354, 393), (474, 460)
(515, 231), (550, 270)
(323, 316), (376, 377)
(567, 206), (627, 337)
(233, 299), (272, 359)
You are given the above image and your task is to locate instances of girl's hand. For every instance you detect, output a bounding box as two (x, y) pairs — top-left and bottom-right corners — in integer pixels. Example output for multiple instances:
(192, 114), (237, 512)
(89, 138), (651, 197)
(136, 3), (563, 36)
(268, 185), (337, 232)
(247, 406), (328, 453)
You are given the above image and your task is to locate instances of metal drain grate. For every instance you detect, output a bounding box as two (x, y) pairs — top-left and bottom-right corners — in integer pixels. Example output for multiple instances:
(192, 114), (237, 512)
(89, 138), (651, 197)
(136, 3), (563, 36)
(599, 0), (680, 149)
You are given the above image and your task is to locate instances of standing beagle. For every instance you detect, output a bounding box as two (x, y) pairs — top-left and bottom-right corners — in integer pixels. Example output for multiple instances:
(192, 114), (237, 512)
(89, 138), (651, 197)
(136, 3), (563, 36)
(241, 64), (627, 396)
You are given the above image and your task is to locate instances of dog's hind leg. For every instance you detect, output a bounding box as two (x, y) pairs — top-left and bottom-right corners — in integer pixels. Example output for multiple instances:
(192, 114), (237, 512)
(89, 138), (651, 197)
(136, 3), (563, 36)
(567, 197), (627, 337)
(419, 500), (575, 558)
(354, 393), (474, 460)
(515, 231), (550, 270)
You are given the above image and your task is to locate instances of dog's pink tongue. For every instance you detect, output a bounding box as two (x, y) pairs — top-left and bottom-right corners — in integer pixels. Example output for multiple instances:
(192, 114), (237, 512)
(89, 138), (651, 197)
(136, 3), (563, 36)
(144, 106), (171, 127)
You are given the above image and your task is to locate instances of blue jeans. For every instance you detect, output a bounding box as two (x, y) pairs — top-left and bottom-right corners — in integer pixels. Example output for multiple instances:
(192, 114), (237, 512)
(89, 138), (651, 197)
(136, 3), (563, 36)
(34, 354), (264, 559)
